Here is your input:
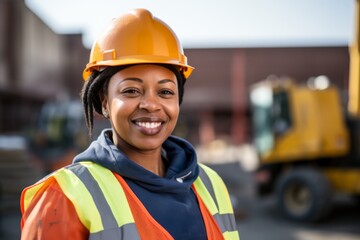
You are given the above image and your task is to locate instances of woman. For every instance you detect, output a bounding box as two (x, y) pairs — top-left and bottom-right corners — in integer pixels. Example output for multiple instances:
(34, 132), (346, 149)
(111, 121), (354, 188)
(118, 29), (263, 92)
(21, 8), (239, 240)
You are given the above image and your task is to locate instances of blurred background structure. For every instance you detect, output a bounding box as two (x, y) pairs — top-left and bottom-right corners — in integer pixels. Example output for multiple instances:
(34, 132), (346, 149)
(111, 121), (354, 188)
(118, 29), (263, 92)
(1, 0), (359, 239)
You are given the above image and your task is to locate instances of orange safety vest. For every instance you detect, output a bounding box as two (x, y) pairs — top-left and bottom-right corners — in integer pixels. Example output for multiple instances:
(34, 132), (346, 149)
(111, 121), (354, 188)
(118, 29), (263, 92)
(21, 162), (239, 239)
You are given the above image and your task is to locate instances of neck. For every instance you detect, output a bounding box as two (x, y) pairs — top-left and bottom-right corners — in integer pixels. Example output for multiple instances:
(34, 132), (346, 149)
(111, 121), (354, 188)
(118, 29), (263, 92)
(108, 131), (166, 176)
(126, 149), (166, 176)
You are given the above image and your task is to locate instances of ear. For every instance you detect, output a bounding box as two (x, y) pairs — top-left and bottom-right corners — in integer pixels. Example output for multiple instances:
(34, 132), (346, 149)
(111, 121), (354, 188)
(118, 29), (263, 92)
(100, 92), (107, 108)
(100, 93), (109, 118)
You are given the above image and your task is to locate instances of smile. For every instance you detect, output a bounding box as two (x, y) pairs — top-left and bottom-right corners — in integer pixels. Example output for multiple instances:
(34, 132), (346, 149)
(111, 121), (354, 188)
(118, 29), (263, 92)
(135, 122), (162, 129)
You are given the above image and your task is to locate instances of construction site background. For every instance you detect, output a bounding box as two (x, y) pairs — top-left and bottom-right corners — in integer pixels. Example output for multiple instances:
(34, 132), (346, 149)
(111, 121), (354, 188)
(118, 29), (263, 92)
(0, 1), (358, 240)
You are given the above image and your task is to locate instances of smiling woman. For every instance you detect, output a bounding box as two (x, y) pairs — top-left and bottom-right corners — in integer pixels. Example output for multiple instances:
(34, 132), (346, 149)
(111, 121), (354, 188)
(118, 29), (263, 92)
(20, 8), (239, 240)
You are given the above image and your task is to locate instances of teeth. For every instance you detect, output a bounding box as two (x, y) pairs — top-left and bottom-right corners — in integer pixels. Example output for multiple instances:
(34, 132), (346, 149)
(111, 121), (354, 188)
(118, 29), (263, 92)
(136, 122), (161, 129)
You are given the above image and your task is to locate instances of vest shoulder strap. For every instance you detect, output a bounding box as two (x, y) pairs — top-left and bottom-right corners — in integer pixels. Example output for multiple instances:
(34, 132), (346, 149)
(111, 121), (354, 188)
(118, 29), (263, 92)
(197, 163), (234, 214)
(195, 163), (239, 240)
(23, 161), (140, 239)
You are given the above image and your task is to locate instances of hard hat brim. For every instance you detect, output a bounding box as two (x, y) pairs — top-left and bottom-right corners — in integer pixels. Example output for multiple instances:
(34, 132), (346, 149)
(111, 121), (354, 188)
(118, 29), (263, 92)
(83, 57), (194, 81)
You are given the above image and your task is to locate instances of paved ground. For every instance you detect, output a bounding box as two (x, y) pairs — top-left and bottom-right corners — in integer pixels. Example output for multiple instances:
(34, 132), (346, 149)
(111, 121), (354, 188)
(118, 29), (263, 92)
(0, 194), (21, 239)
(211, 162), (360, 240)
(235, 193), (360, 240)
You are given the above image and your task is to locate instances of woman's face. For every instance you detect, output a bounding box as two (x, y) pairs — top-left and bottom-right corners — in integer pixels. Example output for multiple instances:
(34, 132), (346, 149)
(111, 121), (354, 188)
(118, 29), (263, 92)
(102, 64), (180, 152)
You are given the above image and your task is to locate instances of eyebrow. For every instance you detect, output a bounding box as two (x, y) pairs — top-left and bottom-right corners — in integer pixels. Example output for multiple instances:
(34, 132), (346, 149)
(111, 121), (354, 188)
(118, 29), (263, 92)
(120, 77), (142, 83)
(121, 77), (176, 85)
(158, 79), (176, 85)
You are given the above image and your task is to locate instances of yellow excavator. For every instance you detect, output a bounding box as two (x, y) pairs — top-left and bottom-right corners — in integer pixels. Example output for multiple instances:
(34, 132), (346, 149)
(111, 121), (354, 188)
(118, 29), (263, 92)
(250, 0), (360, 221)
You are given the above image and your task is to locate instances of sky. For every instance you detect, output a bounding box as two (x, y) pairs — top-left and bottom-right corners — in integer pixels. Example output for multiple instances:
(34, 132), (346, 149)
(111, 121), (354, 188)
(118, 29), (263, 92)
(25, 0), (355, 49)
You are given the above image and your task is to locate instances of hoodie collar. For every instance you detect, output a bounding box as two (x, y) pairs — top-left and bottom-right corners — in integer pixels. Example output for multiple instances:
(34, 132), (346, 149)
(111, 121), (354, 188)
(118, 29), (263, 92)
(74, 129), (199, 193)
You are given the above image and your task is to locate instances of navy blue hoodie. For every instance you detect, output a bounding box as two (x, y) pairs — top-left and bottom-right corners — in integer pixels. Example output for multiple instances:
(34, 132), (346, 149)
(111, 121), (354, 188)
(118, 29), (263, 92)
(73, 129), (207, 239)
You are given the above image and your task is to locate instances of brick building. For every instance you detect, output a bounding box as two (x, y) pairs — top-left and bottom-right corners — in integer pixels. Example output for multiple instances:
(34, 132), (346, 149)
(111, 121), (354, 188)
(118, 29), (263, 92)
(180, 47), (349, 145)
(0, 0), (88, 133)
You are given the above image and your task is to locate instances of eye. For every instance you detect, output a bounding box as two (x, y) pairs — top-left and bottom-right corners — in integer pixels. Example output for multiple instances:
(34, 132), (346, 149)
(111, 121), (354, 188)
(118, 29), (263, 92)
(159, 89), (175, 97)
(121, 88), (142, 97)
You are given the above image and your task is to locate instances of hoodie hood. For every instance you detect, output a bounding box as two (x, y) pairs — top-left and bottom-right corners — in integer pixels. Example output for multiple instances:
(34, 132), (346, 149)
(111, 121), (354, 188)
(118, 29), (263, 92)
(73, 129), (199, 194)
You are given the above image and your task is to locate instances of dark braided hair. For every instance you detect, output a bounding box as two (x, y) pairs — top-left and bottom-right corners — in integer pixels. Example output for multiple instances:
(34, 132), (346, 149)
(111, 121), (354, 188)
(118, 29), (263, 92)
(80, 64), (187, 137)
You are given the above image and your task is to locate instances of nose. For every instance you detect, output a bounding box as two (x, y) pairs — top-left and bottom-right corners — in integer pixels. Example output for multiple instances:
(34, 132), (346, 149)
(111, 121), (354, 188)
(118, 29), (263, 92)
(139, 92), (161, 112)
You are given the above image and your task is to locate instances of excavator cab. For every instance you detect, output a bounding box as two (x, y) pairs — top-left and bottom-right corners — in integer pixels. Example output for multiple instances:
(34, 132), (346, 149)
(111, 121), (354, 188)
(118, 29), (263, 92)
(250, 80), (292, 156)
(250, 78), (349, 164)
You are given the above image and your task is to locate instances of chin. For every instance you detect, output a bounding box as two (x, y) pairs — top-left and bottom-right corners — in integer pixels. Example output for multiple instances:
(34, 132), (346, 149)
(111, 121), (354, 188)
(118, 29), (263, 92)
(132, 138), (165, 151)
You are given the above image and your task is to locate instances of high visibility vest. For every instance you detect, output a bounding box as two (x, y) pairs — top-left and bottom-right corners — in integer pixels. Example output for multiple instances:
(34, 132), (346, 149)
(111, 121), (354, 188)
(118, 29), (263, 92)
(22, 162), (239, 240)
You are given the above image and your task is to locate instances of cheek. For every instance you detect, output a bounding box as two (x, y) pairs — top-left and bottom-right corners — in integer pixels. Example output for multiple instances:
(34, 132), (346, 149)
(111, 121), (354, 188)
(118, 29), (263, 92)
(108, 98), (128, 120)
(169, 104), (180, 121)
(109, 98), (123, 109)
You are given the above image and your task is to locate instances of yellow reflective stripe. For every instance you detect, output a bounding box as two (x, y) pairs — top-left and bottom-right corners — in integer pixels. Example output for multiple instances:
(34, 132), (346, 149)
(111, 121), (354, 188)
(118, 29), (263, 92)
(82, 162), (135, 227)
(196, 164), (240, 239)
(224, 230), (240, 240)
(54, 168), (103, 233)
(193, 177), (219, 215)
(23, 181), (45, 211)
(199, 164), (234, 214)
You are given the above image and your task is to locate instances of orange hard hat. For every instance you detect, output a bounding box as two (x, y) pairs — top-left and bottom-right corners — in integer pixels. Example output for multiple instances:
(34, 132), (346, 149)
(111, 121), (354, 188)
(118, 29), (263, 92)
(83, 8), (194, 80)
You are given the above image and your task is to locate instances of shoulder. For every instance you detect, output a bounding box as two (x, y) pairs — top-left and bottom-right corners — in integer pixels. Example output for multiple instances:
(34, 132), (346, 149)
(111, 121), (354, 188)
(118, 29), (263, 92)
(21, 169), (68, 216)
(41, 161), (106, 181)
(21, 161), (107, 215)
(22, 162), (95, 207)
(21, 171), (88, 239)
(198, 163), (224, 184)
(197, 163), (235, 213)
(197, 163), (229, 199)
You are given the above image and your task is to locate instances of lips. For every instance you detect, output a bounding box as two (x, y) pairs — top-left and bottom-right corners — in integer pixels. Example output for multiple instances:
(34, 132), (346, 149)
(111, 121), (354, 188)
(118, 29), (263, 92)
(135, 122), (162, 129)
(132, 117), (165, 135)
